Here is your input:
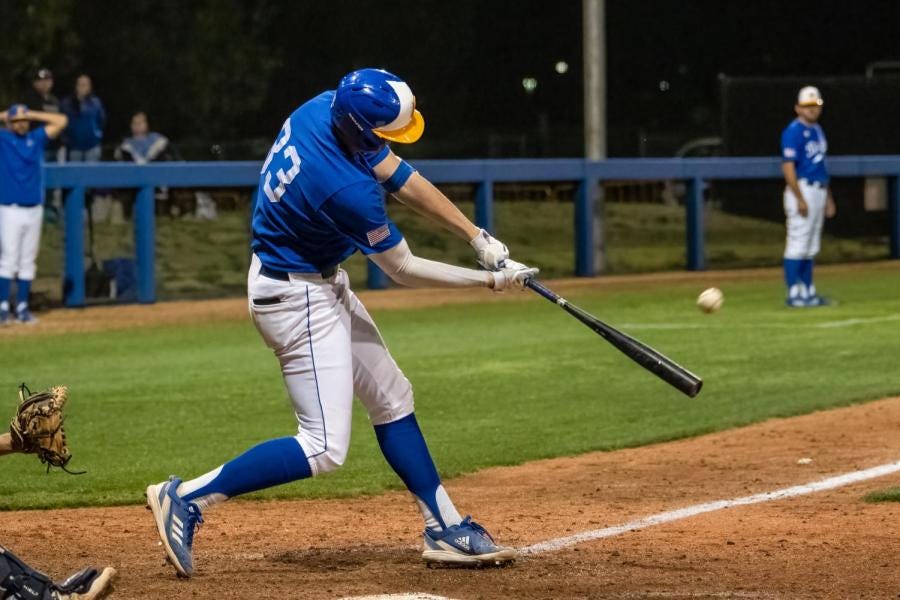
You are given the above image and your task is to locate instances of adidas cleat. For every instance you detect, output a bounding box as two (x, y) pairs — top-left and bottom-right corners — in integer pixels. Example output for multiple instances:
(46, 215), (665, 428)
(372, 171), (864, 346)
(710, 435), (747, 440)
(422, 516), (518, 567)
(146, 476), (203, 577)
(806, 295), (831, 307)
(15, 307), (38, 324)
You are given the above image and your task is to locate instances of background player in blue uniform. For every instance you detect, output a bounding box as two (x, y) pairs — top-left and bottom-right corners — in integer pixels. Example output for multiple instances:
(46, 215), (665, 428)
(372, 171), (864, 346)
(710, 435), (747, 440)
(148, 69), (538, 576)
(0, 105), (68, 324)
(780, 86), (836, 307)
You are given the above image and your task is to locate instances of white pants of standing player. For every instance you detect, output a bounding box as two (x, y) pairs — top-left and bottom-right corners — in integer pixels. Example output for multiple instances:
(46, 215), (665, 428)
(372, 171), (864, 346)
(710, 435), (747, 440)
(0, 205), (43, 280)
(783, 180), (827, 260)
(247, 254), (415, 476)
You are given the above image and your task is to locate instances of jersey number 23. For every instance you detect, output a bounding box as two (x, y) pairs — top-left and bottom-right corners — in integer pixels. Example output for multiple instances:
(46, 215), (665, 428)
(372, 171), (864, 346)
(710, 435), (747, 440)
(260, 118), (301, 203)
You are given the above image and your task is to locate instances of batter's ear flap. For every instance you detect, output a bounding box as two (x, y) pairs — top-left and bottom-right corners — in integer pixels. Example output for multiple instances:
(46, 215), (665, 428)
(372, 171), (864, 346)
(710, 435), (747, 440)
(374, 109), (425, 144)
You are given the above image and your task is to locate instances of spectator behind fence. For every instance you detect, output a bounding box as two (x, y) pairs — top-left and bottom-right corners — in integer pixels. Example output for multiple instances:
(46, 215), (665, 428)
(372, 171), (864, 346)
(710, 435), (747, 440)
(62, 74), (115, 222)
(24, 68), (62, 163)
(114, 110), (175, 220)
(61, 74), (105, 162)
(114, 111), (174, 164)
(115, 111), (218, 220)
(25, 67), (65, 215)
(0, 105), (68, 325)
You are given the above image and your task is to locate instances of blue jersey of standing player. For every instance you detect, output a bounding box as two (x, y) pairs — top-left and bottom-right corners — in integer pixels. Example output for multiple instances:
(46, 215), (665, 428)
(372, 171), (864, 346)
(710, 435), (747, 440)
(0, 126), (49, 207)
(251, 92), (403, 274)
(781, 118), (828, 185)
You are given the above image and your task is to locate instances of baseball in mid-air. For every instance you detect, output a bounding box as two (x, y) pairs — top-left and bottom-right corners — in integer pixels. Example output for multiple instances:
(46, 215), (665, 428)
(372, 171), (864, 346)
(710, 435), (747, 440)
(696, 287), (724, 313)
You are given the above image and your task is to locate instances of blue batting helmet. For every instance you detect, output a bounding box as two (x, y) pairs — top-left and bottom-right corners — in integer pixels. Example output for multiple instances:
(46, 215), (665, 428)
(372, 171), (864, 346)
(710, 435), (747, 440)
(331, 68), (424, 152)
(7, 104), (29, 121)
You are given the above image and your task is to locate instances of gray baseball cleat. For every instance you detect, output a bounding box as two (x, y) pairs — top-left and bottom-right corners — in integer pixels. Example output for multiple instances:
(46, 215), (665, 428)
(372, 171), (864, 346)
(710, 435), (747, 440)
(422, 516), (518, 567)
(146, 476), (203, 577)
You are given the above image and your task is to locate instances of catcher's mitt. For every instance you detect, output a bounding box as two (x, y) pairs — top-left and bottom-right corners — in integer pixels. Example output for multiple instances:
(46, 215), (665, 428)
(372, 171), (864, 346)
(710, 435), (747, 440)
(9, 383), (81, 474)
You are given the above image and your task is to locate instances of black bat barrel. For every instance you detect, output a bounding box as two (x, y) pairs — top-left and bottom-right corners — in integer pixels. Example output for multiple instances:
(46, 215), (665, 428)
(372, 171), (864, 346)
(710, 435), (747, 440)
(526, 279), (703, 398)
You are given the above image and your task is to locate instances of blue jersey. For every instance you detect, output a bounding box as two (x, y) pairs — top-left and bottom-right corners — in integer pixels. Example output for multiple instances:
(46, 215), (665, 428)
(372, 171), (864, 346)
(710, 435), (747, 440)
(781, 118), (828, 184)
(251, 92), (403, 274)
(61, 95), (106, 150)
(0, 127), (49, 206)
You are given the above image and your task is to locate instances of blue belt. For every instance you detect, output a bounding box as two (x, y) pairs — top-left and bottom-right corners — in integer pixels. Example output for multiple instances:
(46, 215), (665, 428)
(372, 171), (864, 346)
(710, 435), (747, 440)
(261, 264), (337, 281)
(799, 179), (826, 189)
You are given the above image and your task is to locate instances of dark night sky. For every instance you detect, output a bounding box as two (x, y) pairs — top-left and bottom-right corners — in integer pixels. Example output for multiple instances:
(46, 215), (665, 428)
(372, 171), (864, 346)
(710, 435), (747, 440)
(7, 0), (899, 158)
(604, 1), (900, 154)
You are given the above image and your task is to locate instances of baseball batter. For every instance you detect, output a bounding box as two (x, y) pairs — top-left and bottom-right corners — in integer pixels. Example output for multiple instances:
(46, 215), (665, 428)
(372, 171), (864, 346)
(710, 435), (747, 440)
(0, 105), (68, 324)
(148, 68), (537, 577)
(780, 85), (835, 307)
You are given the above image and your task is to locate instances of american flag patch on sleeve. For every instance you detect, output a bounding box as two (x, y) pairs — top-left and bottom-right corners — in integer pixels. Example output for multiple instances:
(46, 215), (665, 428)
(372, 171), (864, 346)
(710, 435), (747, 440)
(366, 224), (391, 246)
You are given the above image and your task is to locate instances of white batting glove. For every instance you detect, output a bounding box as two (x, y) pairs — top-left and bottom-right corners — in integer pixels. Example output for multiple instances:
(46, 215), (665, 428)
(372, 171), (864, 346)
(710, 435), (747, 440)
(469, 229), (509, 271)
(490, 259), (539, 292)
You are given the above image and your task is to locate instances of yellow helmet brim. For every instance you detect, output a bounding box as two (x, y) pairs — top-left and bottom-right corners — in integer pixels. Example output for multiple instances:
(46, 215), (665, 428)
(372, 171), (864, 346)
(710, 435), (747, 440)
(374, 109), (425, 144)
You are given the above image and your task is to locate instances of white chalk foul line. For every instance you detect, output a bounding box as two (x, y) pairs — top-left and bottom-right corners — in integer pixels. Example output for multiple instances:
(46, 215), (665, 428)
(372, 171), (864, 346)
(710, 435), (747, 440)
(341, 462), (900, 599)
(815, 314), (900, 328)
(340, 595), (451, 600)
(617, 314), (900, 332)
(520, 460), (900, 555)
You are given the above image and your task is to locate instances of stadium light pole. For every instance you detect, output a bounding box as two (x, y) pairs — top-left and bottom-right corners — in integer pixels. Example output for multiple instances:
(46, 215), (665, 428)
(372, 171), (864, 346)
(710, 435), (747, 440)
(583, 0), (606, 160)
(581, 0), (606, 275)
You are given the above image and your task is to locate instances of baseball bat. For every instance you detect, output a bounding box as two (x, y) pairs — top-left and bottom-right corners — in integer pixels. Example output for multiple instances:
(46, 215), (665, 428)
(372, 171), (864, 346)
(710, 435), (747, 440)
(525, 279), (703, 398)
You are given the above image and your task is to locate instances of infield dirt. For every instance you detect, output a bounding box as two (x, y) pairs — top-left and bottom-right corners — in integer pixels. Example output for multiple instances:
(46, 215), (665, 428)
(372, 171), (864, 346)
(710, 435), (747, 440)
(4, 263), (900, 598)
(1, 395), (898, 598)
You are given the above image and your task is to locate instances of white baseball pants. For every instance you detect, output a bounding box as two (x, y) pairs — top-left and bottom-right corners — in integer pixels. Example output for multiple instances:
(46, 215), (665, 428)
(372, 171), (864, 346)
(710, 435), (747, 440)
(0, 205), (44, 280)
(783, 181), (827, 260)
(247, 254), (414, 476)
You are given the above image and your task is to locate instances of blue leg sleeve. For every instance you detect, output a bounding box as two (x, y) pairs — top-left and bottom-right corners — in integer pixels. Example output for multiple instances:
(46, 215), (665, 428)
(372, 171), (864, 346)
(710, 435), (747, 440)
(374, 413), (446, 528)
(181, 436), (311, 502)
(0, 278), (10, 306)
(15, 279), (31, 307)
(799, 259), (814, 288)
(783, 258), (805, 299)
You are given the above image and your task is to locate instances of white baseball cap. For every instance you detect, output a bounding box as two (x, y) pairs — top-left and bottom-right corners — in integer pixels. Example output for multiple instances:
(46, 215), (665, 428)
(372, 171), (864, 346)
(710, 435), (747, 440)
(797, 86), (824, 107)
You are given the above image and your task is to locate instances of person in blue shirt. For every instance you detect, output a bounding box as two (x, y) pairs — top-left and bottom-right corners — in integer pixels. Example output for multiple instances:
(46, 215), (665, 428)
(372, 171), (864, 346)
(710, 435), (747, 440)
(61, 74), (106, 162)
(0, 104), (67, 324)
(114, 111), (174, 164)
(147, 68), (537, 577)
(780, 85), (836, 307)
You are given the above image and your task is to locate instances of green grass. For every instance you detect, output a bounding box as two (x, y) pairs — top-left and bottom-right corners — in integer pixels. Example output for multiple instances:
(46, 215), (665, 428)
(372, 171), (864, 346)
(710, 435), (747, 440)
(864, 487), (900, 503)
(32, 201), (888, 302)
(2, 264), (900, 510)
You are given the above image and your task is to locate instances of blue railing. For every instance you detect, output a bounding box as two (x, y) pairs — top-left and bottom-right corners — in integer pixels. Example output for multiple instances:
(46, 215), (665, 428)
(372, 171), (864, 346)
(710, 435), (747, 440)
(45, 156), (900, 307)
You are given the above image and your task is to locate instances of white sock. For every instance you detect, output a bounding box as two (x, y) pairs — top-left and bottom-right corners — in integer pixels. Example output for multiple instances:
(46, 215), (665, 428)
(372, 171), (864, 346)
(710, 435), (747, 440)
(415, 485), (462, 532)
(176, 466), (229, 511)
(184, 492), (227, 512)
